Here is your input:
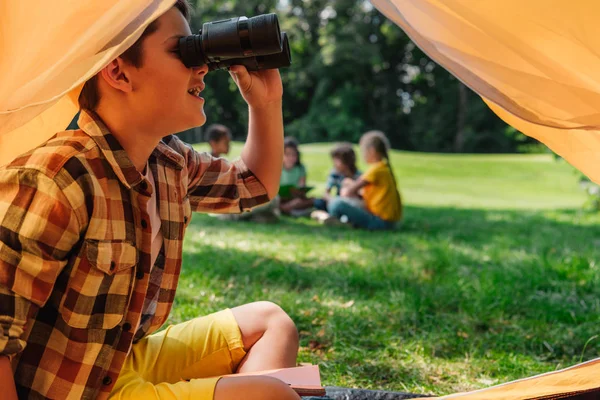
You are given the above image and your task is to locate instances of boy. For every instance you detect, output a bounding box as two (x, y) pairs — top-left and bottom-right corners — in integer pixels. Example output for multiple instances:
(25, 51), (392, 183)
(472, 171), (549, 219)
(0, 2), (300, 399)
(205, 124), (232, 158)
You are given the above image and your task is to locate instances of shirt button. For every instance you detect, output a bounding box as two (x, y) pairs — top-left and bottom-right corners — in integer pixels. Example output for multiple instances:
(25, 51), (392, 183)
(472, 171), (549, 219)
(123, 322), (132, 332)
(136, 269), (145, 280)
(102, 376), (112, 386)
(141, 219), (148, 229)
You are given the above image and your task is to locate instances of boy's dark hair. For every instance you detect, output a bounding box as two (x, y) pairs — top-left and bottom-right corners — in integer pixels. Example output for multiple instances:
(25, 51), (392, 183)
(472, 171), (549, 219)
(283, 136), (302, 166)
(79, 0), (192, 111)
(330, 142), (357, 175)
(205, 124), (232, 142)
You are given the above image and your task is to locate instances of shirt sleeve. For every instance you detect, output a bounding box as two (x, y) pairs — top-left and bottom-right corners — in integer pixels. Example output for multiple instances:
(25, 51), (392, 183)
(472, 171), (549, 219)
(0, 288), (34, 357)
(361, 165), (379, 184)
(0, 168), (80, 356)
(179, 141), (269, 213)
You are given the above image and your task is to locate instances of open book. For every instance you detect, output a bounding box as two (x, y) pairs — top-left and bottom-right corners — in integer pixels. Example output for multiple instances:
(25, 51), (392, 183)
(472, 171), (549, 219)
(224, 365), (326, 397)
(278, 184), (314, 198)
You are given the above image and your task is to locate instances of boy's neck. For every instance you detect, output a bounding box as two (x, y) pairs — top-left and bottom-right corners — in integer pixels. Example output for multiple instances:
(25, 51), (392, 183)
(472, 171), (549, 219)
(95, 105), (162, 172)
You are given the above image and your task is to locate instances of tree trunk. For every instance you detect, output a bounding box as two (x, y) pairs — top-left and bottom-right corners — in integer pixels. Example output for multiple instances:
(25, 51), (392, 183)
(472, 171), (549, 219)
(454, 82), (468, 152)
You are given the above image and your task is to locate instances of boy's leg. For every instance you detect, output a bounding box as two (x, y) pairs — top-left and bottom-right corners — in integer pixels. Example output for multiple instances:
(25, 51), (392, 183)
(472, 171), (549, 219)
(110, 302), (299, 400)
(214, 375), (300, 400)
(215, 301), (300, 399)
(231, 301), (299, 372)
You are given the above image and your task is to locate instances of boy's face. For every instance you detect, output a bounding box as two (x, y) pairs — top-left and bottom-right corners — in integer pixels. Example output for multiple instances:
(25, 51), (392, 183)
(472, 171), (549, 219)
(128, 8), (208, 134)
(332, 157), (350, 175)
(210, 136), (231, 155)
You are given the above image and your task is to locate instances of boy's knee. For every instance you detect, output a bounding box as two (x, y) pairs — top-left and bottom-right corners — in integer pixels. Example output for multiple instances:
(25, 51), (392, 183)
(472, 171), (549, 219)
(233, 301), (298, 346)
(258, 302), (298, 343)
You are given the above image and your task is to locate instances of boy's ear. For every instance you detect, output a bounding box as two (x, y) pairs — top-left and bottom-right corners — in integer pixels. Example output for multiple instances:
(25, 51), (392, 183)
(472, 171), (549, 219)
(99, 58), (133, 93)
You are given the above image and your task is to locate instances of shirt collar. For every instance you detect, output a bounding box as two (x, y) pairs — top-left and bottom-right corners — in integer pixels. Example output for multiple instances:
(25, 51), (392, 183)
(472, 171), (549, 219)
(77, 110), (184, 189)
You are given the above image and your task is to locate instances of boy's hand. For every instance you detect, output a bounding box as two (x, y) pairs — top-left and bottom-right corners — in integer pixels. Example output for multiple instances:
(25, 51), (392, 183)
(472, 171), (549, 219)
(228, 66), (283, 109)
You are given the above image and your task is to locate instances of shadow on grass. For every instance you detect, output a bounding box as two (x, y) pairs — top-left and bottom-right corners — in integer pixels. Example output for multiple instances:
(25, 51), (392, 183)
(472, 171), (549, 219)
(190, 206), (600, 260)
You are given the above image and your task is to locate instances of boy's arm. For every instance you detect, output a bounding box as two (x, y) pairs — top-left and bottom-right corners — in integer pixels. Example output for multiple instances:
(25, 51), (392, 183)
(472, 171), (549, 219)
(0, 356), (17, 400)
(0, 168), (80, 373)
(178, 143), (271, 214)
(230, 66), (284, 200)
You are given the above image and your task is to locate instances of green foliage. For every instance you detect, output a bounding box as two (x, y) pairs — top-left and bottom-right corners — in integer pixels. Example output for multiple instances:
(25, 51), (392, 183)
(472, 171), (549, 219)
(184, 0), (538, 153)
(579, 175), (600, 211)
(175, 144), (599, 395)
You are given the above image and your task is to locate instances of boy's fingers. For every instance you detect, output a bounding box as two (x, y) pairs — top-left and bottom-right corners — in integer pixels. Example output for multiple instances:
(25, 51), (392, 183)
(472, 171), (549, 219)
(228, 65), (246, 74)
(228, 65), (252, 92)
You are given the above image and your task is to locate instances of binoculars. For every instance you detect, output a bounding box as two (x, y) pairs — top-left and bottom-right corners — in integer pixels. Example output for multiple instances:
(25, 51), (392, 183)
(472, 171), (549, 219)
(178, 13), (291, 71)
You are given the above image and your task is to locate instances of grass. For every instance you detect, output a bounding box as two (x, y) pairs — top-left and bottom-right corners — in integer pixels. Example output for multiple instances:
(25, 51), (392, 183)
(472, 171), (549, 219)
(170, 142), (600, 395)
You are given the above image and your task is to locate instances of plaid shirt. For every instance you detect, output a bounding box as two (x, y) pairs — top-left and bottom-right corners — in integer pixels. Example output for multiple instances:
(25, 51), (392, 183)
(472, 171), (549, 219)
(0, 110), (269, 399)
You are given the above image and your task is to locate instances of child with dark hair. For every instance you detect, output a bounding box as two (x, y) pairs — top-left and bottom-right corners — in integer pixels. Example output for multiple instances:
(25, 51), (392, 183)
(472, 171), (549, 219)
(313, 142), (362, 212)
(205, 123), (232, 158)
(279, 137), (314, 215)
(280, 137), (305, 186)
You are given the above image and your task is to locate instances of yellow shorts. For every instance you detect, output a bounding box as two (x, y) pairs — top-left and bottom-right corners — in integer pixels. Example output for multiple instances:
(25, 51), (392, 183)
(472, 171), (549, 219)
(109, 309), (246, 400)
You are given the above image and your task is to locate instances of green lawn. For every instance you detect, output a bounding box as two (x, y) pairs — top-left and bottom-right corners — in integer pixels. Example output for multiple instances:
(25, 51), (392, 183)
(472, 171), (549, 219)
(173, 143), (600, 395)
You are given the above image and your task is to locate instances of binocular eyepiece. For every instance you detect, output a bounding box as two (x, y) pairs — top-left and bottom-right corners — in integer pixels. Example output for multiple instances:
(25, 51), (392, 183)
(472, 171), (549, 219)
(178, 13), (291, 71)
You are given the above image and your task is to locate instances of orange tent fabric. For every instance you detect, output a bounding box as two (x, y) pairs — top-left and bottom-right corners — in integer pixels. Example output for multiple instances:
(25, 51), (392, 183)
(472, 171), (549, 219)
(371, 0), (600, 398)
(0, 0), (176, 166)
(425, 357), (600, 400)
(372, 0), (600, 185)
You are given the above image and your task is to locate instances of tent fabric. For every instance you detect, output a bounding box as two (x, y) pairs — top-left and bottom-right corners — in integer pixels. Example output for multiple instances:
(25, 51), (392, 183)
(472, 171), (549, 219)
(371, 0), (600, 185)
(0, 0), (176, 166)
(423, 357), (600, 400)
(370, 1), (600, 398)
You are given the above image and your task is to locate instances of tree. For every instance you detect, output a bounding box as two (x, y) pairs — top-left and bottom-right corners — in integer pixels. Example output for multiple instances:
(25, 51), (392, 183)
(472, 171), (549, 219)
(177, 0), (538, 154)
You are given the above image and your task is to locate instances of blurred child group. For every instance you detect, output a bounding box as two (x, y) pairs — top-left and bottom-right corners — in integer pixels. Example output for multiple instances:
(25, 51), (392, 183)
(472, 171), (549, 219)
(207, 126), (402, 230)
(280, 131), (402, 230)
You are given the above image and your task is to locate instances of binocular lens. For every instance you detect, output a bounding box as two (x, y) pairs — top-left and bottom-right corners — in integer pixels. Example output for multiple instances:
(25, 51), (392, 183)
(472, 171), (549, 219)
(246, 14), (282, 56)
(178, 13), (291, 71)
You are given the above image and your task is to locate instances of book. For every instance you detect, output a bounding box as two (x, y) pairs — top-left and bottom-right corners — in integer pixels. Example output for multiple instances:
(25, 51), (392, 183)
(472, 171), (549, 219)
(224, 365), (326, 397)
(278, 184), (314, 198)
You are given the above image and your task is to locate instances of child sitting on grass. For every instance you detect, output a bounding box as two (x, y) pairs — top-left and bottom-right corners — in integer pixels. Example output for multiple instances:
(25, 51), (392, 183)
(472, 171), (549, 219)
(205, 123), (232, 158)
(313, 142), (362, 212)
(279, 137), (314, 215)
(315, 131), (402, 230)
(0, 2), (300, 399)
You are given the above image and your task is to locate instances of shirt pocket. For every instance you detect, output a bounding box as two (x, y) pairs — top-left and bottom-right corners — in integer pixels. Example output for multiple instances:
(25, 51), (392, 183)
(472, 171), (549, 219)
(59, 240), (138, 330)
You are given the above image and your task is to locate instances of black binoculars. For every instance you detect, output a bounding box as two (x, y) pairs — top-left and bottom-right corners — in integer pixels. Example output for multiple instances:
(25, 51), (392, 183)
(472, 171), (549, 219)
(178, 13), (291, 71)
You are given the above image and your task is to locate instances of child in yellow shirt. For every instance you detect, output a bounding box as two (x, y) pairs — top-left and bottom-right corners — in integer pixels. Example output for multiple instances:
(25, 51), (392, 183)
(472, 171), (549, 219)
(323, 131), (402, 230)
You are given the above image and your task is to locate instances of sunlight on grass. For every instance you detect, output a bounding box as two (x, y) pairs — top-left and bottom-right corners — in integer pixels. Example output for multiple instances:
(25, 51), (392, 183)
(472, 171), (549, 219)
(195, 142), (586, 210)
(182, 143), (599, 395)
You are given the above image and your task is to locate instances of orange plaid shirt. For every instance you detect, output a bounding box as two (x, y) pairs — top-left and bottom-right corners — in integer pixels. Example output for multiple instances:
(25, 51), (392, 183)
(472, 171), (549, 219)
(0, 110), (268, 399)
